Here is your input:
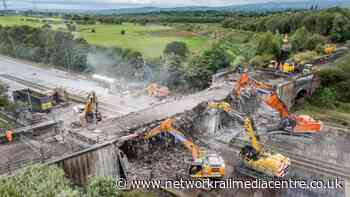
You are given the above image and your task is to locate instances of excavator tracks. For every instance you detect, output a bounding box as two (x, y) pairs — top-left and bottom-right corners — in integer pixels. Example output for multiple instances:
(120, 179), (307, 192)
(229, 139), (350, 180)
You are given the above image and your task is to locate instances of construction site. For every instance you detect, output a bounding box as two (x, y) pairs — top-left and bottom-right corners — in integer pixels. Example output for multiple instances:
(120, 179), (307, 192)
(0, 41), (349, 197)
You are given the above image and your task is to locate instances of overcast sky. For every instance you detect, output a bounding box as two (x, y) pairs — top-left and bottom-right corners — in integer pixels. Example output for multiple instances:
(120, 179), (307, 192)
(7, 0), (311, 7)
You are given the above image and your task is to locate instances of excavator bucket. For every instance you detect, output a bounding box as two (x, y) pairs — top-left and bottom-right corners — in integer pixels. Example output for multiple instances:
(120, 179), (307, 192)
(293, 115), (322, 133)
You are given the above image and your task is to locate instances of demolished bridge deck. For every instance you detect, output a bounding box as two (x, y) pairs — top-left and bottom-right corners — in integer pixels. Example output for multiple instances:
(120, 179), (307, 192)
(71, 84), (232, 143)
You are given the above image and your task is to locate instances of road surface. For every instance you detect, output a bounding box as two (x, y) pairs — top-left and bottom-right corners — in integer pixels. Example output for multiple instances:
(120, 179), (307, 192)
(0, 55), (160, 116)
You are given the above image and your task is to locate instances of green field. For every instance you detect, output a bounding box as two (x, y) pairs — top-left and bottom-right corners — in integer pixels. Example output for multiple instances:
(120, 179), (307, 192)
(0, 16), (209, 59)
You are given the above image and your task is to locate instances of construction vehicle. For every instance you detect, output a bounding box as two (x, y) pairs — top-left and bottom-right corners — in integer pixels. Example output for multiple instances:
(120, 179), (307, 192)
(144, 118), (225, 178)
(263, 91), (322, 134)
(239, 117), (290, 177)
(234, 71), (273, 98)
(324, 44), (336, 55)
(268, 60), (295, 73)
(207, 102), (290, 178)
(234, 71), (322, 134)
(234, 71), (250, 97)
(13, 89), (53, 112)
(281, 60), (295, 73)
(146, 83), (170, 98)
(74, 91), (102, 127)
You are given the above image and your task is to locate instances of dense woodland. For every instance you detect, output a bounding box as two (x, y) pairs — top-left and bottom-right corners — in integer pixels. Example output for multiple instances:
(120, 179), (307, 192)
(222, 7), (350, 42)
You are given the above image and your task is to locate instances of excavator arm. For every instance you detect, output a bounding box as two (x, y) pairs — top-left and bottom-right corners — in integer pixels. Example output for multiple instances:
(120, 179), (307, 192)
(264, 92), (321, 134)
(208, 102), (262, 153)
(234, 72), (250, 97)
(208, 102), (232, 113)
(235, 70), (321, 134)
(234, 72), (273, 98)
(169, 131), (200, 160)
(144, 118), (200, 160)
(83, 91), (97, 114)
(243, 117), (263, 154)
(264, 92), (290, 119)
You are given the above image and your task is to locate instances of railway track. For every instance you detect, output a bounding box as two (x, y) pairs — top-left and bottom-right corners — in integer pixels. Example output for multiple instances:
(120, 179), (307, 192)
(0, 74), (126, 116)
(229, 139), (350, 180)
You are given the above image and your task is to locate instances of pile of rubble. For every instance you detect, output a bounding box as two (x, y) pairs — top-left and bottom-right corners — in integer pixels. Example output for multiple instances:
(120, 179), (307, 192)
(127, 146), (190, 181)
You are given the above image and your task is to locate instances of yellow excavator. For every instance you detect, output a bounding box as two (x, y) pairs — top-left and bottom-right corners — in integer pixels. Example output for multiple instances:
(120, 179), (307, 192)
(208, 102), (290, 178)
(324, 44), (336, 55)
(269, 60), (295, 73)
(144, 118), (225, 178)
(74, 91), (102, 127)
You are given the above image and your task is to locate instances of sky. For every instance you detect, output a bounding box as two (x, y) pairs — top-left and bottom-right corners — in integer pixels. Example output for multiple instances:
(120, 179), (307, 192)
(3, 0), (342, 10)
(5, 0), (311, 8)
(32, 0), (290, 6)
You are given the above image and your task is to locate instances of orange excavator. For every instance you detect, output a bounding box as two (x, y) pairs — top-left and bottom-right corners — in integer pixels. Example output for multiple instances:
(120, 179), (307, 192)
(234, 71), (272, 98)
(264, 92), (322, 134)
(144, 118), (225, 178)
(234, 72), (322, 135)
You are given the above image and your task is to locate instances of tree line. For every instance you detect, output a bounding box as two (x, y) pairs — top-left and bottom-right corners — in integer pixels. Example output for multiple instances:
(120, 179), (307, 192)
(0, 25), (145, 79)
(222, 7), (350, 42)
(63, 12), (227, 25)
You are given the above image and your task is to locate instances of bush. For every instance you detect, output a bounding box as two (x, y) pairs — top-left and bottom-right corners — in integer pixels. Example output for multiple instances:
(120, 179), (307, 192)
(315, 87), (338, 108)
(305, 34), (326, 51)
(86, 176), (118, 197)
(184, 45), (232, 89)
(120, 30), (126, 35)
(163, 41), (189, 58)
(335, 79), (350, 103)
(319, 68), (345, 87)
(290, 27), (308, 52)
(256, 32), (281, 57)
(249, 54), (273, 68)
(0, 165), (79, 197)
(292, 51), (319, 64)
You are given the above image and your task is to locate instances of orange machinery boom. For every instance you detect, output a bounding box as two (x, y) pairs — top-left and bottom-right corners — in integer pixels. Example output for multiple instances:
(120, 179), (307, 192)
(264, 92), (322, 134)
(234, 72), (273, 97)
(144, 118), (200, 160)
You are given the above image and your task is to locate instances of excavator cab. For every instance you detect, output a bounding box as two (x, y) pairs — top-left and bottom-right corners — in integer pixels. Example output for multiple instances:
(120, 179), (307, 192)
(189, 153), (225, 178)
(281, 61), (295, 73)
(240, 145), (259, 161)
(324, 44), (336, 55)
